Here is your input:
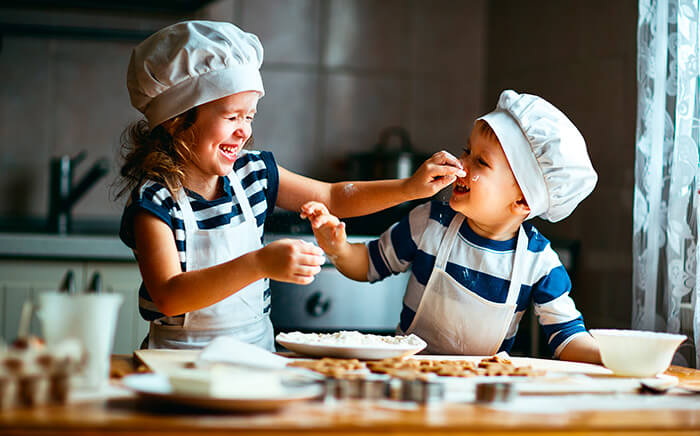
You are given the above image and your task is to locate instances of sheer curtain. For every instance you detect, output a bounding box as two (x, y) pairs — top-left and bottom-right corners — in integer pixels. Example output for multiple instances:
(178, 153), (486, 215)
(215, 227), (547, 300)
(634, 0), (700, 368)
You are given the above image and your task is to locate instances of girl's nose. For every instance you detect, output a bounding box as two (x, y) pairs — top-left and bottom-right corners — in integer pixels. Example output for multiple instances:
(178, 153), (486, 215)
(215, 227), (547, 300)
(233, 124), (250, 138)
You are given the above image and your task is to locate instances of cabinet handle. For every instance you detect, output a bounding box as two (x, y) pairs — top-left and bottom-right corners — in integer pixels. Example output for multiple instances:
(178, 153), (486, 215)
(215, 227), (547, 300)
(88, 272), (102, 294)
(59, 270), (76, 294)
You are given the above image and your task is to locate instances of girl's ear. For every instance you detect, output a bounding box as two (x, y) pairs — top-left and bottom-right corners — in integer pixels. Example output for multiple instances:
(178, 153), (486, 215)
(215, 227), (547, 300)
(512, 196), (531, 217)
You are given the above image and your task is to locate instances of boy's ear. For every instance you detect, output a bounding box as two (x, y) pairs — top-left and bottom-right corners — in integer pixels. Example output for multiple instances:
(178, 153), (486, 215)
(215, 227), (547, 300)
(512, 196), (531, 217)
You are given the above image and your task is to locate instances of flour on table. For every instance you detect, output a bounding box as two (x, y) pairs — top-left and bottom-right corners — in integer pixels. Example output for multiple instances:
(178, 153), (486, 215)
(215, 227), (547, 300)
(277, 330), (425, 347)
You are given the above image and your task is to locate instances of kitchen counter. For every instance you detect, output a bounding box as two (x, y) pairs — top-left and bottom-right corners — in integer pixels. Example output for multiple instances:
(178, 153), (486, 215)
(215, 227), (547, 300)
(1, 355), (699, 435)
(0, 232), (374, 262)
(0, 233), (134, 261)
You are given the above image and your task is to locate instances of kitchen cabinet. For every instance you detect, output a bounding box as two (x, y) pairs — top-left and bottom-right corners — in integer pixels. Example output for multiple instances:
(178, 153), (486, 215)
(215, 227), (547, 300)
(0, 259), (147, 354)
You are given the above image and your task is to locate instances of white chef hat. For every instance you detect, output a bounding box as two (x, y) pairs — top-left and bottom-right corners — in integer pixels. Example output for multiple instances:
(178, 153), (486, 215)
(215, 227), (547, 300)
(478, 90), (597, 222)
(127, 20), (265, 128)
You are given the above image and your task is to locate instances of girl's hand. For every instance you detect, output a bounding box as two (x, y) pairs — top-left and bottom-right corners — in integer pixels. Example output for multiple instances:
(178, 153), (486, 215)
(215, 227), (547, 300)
(405, 150), (466, 199)
(256, 239), (325, 285)
(300, 201), (348, 257)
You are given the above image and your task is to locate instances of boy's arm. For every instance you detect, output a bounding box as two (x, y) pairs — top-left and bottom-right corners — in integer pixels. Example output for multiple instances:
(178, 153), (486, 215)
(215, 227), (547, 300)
(277, 151), (465, 218)
(558, 334), (602, 364)
(301, 201), (370, 281)
(325, 241), (370, 282)
(532, 260), (601, 364)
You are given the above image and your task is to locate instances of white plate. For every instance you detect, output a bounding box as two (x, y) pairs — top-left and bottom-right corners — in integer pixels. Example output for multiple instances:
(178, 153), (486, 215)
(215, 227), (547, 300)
(121, 373), (322, 412)
(276, 336), (427, 360)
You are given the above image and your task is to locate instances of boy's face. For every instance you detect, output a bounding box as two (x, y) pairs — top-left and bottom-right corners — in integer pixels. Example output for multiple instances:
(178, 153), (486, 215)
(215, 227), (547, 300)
(449, 125), (526, 226)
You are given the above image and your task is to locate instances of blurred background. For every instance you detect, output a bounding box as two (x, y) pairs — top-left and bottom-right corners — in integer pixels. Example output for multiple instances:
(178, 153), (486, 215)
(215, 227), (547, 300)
(0, 0), (638, 356)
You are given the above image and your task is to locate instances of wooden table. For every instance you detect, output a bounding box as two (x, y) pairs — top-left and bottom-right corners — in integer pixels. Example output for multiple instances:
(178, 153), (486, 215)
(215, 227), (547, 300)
(1, 355), (699, 436)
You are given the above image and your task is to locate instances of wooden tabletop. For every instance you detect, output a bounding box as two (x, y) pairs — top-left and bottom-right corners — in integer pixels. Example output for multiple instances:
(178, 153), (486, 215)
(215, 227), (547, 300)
(1, 355), (699, 436)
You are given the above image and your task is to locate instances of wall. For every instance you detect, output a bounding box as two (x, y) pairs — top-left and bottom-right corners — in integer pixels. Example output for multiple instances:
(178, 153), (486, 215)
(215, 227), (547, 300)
(486, 0), (638, 329)
(0, 0), (487, 221)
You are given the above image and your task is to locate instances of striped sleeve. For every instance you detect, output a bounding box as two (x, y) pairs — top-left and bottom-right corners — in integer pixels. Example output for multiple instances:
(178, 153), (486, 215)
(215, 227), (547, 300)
(532, 262), (588, 357)
(119, 181), (177, 249)
(367, 202), (430, 282)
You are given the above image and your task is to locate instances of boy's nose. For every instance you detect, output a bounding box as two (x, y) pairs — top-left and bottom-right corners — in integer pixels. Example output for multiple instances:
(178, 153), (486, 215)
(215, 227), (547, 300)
(458, 157), (471, 174)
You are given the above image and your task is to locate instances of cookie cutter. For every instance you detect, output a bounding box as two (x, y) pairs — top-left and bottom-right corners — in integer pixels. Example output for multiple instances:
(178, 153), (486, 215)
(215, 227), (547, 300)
(394, 377), (445, 404)
(475, 381), (517, 403)
(325, 374), (392, 400)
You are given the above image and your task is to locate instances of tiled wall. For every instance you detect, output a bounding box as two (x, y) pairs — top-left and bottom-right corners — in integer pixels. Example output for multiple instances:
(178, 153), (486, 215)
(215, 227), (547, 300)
(486, 0), (638, 330)
(0, 0), (487, 219)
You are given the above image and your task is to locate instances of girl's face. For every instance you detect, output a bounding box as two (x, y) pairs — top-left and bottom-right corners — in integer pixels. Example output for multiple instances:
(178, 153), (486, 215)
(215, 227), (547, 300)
(449, 126), (525, 229)
(186, 91), (259, 182)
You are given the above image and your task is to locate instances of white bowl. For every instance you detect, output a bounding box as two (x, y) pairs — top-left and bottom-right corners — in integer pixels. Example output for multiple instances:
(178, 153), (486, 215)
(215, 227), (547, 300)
(589, 329), (686, 377)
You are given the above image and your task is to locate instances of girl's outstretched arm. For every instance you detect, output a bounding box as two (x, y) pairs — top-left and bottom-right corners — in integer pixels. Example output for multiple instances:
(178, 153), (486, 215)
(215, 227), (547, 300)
(133, 211), (325, 316)
(276, 151), (465, 218)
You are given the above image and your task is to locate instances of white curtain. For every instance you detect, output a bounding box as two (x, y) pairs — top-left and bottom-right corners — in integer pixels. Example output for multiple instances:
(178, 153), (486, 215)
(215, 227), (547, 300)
(634, 0), (700, 368)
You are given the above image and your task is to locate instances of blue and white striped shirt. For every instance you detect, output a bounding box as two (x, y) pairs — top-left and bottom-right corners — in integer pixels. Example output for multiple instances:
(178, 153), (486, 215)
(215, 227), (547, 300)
(367, 201), (587, 357)
(120, 150), (279, 324)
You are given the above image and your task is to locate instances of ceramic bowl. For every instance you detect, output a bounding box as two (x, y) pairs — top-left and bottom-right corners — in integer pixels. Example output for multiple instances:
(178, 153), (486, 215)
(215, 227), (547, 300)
(589, 329), (686, 377)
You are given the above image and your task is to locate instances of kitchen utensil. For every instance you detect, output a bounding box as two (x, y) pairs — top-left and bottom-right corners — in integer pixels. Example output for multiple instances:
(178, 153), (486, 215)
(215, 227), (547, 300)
(397, 377), (445, 404)
(475, 382), (517, 403)
(639, 378), (700, 395)
(36, 292), (123, 391)
(590, 329), (687, 377)
(345, 126), (431, 180)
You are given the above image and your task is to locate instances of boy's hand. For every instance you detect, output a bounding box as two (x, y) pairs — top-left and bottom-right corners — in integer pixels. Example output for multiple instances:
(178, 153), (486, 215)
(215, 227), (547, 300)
(405, 151), (466, 199)
(300, 201), (348, 257)
(257, 239), (325, 285)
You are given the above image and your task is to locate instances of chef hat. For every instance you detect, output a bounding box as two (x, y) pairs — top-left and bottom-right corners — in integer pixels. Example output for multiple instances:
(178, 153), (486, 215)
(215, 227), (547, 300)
(478, 90), (597, 222)
(127, 20), (265, 128)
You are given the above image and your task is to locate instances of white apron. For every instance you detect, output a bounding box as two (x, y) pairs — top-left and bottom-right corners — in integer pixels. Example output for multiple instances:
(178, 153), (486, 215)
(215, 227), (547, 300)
(405, 214), (528, 355)
(148, 172), (274, 351)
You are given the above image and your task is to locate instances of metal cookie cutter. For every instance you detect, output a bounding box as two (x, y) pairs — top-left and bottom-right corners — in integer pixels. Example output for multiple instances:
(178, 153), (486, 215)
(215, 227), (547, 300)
(396, 376), (445, 404)
(475, 381), (517, 403)
(325, 374), (392, 400)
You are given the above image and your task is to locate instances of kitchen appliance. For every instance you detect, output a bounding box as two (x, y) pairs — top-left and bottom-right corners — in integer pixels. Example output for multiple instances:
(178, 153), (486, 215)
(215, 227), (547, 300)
(265, 233), (409, 335)
(345, 126), (431, 181)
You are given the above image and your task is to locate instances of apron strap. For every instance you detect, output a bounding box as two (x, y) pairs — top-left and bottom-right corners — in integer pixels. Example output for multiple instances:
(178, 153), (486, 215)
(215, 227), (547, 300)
(177, 187), (197, 234)
(227, 171), (256, 223)
(434, 214), (465, 270)
(177, 172), (257, 233)
(504, 225), (528, 307)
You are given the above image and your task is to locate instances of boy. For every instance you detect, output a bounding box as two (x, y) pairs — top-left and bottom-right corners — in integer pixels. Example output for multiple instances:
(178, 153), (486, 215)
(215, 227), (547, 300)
(301, 90), (601, 363)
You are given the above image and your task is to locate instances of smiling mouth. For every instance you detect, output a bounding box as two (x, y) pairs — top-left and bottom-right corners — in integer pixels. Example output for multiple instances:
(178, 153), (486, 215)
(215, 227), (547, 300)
(454, 180), (470, 194)
(219, 144), (238, 158)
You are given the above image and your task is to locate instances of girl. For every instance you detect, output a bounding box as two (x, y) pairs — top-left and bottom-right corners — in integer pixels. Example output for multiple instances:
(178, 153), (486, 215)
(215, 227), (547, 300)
(117, 20), (465, 350)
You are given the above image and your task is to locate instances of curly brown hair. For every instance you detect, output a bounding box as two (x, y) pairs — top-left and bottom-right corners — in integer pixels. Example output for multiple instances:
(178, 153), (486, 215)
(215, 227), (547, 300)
(116, 108), (198, 199)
